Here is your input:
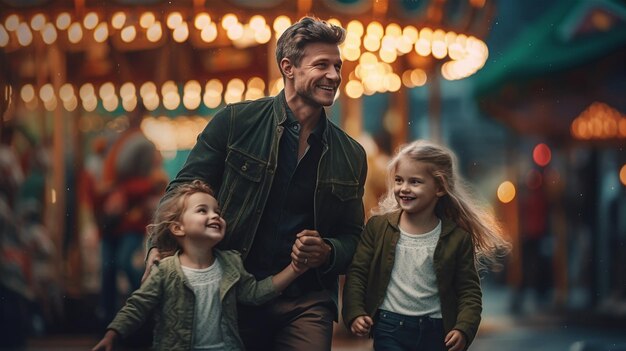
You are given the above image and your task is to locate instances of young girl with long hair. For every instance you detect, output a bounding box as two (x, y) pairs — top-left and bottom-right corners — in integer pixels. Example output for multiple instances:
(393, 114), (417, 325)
(343, 140), (510, 351)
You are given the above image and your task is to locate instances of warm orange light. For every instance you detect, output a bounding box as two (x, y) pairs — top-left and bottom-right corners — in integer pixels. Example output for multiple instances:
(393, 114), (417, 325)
(571, 102), (625, 140)
(533, 143), (551, 167)
(345, 80), (364, 99)
(194, 13), (211, 30)
(620, 164), (626, 186)
(139, 12), (156, 29)
(347, 20), (364, 37)
(497, 181), (516, 204)
(111, 12), (126, 30)
(30, 14), (46, 31)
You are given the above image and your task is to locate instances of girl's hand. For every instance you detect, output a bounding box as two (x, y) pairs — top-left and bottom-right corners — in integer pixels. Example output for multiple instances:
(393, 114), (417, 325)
(92, 330), (118, 351)
(290, 260), (309, 275)
(444, 329), (466, 351)
(350, 315), (373, 337)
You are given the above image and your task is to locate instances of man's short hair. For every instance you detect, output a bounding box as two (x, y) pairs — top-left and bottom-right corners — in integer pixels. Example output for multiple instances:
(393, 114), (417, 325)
(275, 16), (346, 75)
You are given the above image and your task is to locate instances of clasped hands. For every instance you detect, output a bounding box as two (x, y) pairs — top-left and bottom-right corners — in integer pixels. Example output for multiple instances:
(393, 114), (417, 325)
(142, 229), (331, 283)
(290, 229), (332, 271)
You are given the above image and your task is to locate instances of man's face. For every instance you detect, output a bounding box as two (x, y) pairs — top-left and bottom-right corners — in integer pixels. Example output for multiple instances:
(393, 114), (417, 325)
(290, 42), (342, 107)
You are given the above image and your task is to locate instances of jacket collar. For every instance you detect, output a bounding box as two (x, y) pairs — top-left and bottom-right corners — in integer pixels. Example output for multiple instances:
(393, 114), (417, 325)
(171, 249), (238, 279)
(274, 90), (329, 144)
(386, 210), (457, 238)
(172, 250), (240, 301)
(273, 91), (288, 125)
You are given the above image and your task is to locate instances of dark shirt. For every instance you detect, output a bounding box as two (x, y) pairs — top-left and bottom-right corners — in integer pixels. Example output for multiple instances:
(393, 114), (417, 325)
(244, 105), (326, 296)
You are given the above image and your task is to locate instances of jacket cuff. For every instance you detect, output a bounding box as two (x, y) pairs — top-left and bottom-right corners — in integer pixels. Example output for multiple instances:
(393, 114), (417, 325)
(106, 325), (127, 339)
(260, 276), (282, 301)
(453, 322), (477, 346)
(320, 238), (336, 275)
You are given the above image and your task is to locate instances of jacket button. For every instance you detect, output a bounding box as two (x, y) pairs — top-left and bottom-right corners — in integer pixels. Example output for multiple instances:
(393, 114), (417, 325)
(241, 164), (248, 171)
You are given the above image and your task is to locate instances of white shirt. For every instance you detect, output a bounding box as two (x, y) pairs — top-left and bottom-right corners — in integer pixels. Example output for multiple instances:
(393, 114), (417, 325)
(181, 258), (225, 351)
(380, 220), (443, 317)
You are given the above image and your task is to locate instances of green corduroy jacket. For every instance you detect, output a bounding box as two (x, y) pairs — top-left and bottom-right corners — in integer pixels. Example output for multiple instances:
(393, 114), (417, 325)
(342, 211), (482, 349)
(150, 90), (367, 315)
(108, 249), (279, 351)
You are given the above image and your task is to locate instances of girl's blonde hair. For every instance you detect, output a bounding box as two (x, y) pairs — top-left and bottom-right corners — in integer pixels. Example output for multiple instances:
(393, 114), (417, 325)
(147, 180), (215, 258)
(375, 140), (511, 271)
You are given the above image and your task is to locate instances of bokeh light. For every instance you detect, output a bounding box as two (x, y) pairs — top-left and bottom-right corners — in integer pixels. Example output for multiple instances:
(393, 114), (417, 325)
(497, 181), (516, 204)
(533, 143), (551, 167)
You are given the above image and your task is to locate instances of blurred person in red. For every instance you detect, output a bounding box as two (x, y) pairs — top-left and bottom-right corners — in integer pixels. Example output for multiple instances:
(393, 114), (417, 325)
(95, 114), (168, 326)
(510, 167), (552, 314)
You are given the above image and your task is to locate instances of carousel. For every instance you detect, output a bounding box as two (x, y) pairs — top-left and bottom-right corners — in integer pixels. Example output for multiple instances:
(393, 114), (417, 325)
(0, 0), (494, 315)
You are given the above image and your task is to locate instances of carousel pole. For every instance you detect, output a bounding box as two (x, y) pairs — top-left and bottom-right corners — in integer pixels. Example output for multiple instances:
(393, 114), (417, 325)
(267, 30), (281, 94)
(428, 63), (442, 143)
(390, 59), (409, 150)
(47, 43), (68, 297)
(297, 0), (313, 18)
(0, 51), (7, 131)
(340, 92), (362, 139)
(340, 58), (362, 139)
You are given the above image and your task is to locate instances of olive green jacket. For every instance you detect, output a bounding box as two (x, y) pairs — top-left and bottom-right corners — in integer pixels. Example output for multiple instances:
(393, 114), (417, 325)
(342, 211), (482, 348)
(152, 91), (367, 314)
(108, 250), (279, 351)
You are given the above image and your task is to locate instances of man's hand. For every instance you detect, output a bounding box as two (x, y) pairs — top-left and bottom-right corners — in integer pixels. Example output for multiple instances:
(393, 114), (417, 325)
(291, 230), (331, 269)
(444, 329), (467, 351)
(141, 247), (161, 284)
(350, 315), (373, 337)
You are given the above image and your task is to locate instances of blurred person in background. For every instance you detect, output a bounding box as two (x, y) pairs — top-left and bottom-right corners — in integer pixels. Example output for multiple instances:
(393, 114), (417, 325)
(17, 199), (62, 336)
(96, 114), (168, 327)
(510, 168), (552, 314)
(0, 123), (32, 349)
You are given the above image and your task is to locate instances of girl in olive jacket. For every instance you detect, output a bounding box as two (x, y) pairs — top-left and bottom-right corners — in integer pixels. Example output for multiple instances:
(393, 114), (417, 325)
(93, 181), (306, 351)
(343, 140), (510, 351)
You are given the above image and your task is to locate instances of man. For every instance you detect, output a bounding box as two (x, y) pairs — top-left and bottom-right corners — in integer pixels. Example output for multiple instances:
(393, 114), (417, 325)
(144, 16), (367, 350)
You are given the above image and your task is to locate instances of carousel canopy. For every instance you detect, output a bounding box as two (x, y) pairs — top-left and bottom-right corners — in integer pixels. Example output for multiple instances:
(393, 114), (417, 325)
(472, 0), (626, 143)
(1, 0), (495, 116)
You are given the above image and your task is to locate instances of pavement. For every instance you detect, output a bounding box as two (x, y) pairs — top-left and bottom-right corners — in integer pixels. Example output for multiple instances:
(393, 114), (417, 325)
(473, 282), (626, 351)
(19, 282), (626, 351)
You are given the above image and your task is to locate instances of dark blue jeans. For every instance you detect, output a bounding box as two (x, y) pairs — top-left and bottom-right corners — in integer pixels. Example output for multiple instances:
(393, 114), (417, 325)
(373, 309), (446, 351)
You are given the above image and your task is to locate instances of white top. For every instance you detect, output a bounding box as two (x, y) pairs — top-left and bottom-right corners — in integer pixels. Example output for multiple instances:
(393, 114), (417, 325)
(181, 258), (225, 351)
(380, 220), (442, 318)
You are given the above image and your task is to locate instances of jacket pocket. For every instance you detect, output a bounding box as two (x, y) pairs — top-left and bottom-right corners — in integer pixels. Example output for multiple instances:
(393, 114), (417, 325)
(220, 149), (265, 235)
(225, 149), (265, 182)
(330, 181), (360, 201)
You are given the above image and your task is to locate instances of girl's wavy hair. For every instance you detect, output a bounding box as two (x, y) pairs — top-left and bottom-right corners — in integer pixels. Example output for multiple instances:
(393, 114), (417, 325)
(146, 180), (215, 258)
(374, 140), (511, 272)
